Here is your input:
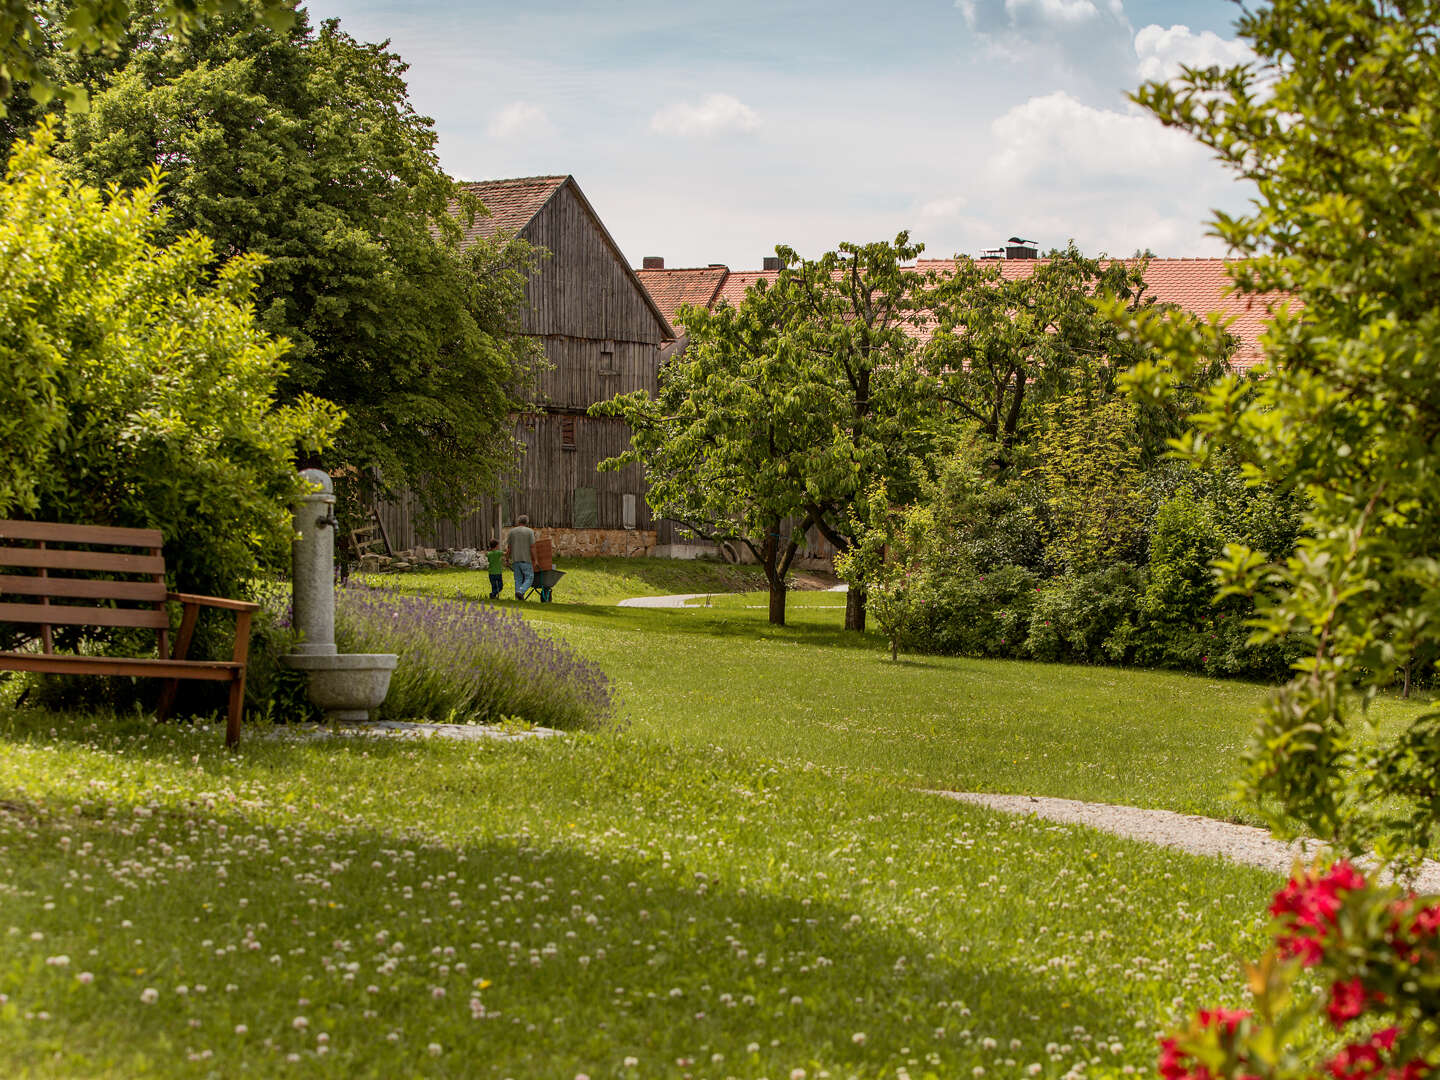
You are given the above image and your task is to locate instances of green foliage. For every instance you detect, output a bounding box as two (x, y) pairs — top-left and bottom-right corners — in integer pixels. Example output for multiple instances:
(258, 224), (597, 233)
(923, 245), (1203, 453)
(56, 4), (540, 523)
(1134, 490), (1225, 670)
(1117, 0), (1440, 854)
(0, 126), (337, 604)
(914, 433), (1048, 574)
(0, 0), (293, 112)
(599, 234), (935, 629)
(1033, 391), (1147, 574)
(910, 563), (1039, 659)
(1026, 565), (1144, 665)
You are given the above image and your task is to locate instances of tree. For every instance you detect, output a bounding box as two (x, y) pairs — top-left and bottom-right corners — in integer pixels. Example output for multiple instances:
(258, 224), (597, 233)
(602, 235), (935, 632)
(1, 0), (291, 112)
(765, 235), (937, 632)
(1118, 0), (1440, 859)
(55, 3), (540, 525)
(922, 246), (1210, 458)
(593, 284), (823, 627)
(0, 124), (338, 603)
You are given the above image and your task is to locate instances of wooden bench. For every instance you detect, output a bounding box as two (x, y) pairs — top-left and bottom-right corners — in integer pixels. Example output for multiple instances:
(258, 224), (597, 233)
(0, 521), (259, 747)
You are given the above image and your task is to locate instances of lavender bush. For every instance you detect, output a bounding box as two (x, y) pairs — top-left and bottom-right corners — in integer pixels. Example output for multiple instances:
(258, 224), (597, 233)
(334, 585), (613, 730)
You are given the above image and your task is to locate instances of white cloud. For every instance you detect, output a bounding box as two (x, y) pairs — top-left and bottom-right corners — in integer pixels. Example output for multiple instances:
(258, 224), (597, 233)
(919, 195), (968, 219)
(1005, 0), (1100, 26)
(1134, 24), (1254, 83)
(956, 0), (1133, 81)
(961, 90), (1238, 256)
(987, 90), (1207, 183)
(487, 101), (553, 139)
(649, 93), (761, 137)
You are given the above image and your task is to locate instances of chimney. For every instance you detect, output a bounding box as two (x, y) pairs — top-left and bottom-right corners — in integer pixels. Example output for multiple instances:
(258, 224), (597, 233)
(642, 256), (665, 270)
(761, 256), (782, 271)
(1004, 237), (1038, 260)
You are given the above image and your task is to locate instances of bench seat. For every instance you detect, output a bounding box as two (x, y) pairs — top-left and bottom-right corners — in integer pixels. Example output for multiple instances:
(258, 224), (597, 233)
(0, 520), (258, 746)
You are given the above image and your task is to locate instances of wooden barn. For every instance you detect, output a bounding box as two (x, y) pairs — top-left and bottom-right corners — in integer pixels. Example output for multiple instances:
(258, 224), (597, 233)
(377, 175), (675, 555)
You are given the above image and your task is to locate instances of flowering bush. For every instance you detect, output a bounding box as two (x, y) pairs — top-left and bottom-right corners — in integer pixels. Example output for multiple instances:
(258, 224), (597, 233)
(335, 586), (613, 730)
(1160, 861), (1440, 1080)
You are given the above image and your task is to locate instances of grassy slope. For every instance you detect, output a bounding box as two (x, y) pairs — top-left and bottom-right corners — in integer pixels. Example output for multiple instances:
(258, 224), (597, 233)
(362, 556), (789, 607)
(2, 566), (1430, 1078)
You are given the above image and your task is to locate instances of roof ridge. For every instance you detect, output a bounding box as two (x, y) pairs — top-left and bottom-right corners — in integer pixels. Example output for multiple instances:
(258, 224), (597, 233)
(455, 175), (570, 186)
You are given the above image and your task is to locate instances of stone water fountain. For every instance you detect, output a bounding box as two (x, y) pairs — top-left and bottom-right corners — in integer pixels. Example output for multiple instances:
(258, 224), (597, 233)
(280, 469), (396, 721)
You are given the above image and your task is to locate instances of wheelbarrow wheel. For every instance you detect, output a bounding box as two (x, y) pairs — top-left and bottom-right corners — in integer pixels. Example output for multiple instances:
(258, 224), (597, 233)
(539, 587), (553, 603)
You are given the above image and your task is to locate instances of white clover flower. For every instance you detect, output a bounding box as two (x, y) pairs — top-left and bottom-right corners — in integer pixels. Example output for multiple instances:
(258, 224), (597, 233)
(45, 955), (69, 967)
(623, 1057), (638, 1068)
(292, 1016), (308, 1030)
(428, 1042), (442, 1056)
(140, 988), (158, 1004)
(76, 972), (93, 984)
(853, 1032), (867, 1044)
(234, 1025), (248, 1035)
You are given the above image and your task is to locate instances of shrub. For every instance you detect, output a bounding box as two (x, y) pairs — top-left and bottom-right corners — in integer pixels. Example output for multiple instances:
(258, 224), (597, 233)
(1134, 491), (1224, 669)
(1026, 565), (1145, 665)
(910, 564), (1039, 659)
(1161, 861), (1440, 1080)
(0, 125), (339, 603)
(334, 586), (613, 730)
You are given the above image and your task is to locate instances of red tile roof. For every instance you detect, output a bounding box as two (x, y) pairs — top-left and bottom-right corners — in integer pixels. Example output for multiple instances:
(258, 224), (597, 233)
(634, 267), (729, 327)
(914, 257), (1296, 370)
(656, 257), (1294, 370)
(449, 176), (568, 244)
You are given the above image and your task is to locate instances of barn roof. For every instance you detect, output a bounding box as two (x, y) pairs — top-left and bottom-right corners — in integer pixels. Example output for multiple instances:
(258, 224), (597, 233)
(451, 175), (673, 340)
(645, 257), (1293, 370)
(449, 176), (567, 245)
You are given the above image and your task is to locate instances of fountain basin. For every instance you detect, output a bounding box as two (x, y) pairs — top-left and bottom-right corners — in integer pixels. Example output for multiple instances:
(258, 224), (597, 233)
(281, 652), (398, 722)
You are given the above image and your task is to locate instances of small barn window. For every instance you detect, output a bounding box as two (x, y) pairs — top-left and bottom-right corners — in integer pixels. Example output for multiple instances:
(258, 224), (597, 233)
(622, 493), (637, 531)
(599, 341), (618, 375)
(561, 415), (576, 450)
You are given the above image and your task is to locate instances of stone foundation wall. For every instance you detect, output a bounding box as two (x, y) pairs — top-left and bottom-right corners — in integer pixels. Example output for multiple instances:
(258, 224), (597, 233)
(538, 528), (657, 558)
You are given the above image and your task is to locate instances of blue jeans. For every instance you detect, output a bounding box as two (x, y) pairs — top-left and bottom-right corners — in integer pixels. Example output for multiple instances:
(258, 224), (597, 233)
(488, 573), (503, 599)
(512, 561), (533, 598)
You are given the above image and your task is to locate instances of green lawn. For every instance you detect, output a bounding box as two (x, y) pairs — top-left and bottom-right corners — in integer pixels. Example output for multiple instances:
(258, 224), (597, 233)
(1, 566), (1428, 1078)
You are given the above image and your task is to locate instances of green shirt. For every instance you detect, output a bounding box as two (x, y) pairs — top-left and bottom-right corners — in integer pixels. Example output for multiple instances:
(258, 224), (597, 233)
(486, 549), (503, 574)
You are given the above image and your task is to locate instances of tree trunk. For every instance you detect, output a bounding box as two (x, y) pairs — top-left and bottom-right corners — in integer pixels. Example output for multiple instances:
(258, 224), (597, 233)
(1403, 660), (1412, 699)
(845, 585), (866, 632)
(768, 580), (787, 626)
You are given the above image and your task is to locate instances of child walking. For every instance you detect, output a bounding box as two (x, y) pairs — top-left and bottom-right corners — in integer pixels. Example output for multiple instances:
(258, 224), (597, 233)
(486, 538), (504, 599)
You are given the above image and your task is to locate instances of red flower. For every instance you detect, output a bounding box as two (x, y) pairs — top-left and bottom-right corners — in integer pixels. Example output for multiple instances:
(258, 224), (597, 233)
(1158, 1010), (1251, 1080)
(1326, 1029), (1401, 1080)
(1327, 978), (1368, 1028)
(1270, 862), (1367, 966)
(1197, 1008), (1250, 1034)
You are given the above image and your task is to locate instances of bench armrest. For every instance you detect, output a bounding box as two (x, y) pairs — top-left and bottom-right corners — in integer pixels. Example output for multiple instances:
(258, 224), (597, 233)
(167, 592), (261, 613)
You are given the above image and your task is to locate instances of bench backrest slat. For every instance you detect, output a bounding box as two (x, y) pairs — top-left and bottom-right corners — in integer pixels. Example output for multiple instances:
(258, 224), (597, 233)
(1, 547), (167, 575)
(0, 575), (167, 603)
(0, 521), (164, 547)
(0, 602), (169, 630)
(0, 520), (171, 658)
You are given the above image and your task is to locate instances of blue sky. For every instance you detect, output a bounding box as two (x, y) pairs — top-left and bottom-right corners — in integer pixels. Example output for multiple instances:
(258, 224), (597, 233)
(303, 0), (1256, 269)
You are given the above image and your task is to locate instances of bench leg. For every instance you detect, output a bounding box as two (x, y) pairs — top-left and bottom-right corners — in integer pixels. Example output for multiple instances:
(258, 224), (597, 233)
(225, 672), (245, 749)
(157, 602), (201, 725)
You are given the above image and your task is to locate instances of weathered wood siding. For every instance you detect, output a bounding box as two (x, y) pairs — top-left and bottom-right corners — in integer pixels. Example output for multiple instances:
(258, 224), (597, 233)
(376, 414), (664, 549)
(509, 413), (651, 530)
(378, 177), (675, 553)
(535, 335), (658, 411)
(517, 183), (667, 345)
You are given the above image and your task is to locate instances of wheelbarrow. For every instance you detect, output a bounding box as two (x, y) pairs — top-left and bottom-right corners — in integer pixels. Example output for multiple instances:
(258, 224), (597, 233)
(523, 568), (565, 603)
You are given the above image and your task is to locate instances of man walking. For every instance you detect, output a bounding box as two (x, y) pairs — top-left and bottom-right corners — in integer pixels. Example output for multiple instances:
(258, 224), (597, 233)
(505, 515), (537, 600)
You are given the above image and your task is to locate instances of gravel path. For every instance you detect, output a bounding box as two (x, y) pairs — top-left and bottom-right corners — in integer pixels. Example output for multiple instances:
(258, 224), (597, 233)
(616, 593), (715, 608)
(932, 790), (1440, 891)
(274, 721), (563, 742)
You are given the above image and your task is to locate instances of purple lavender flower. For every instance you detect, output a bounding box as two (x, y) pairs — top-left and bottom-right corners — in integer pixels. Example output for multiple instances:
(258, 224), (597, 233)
(332, 585), (613, 730)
